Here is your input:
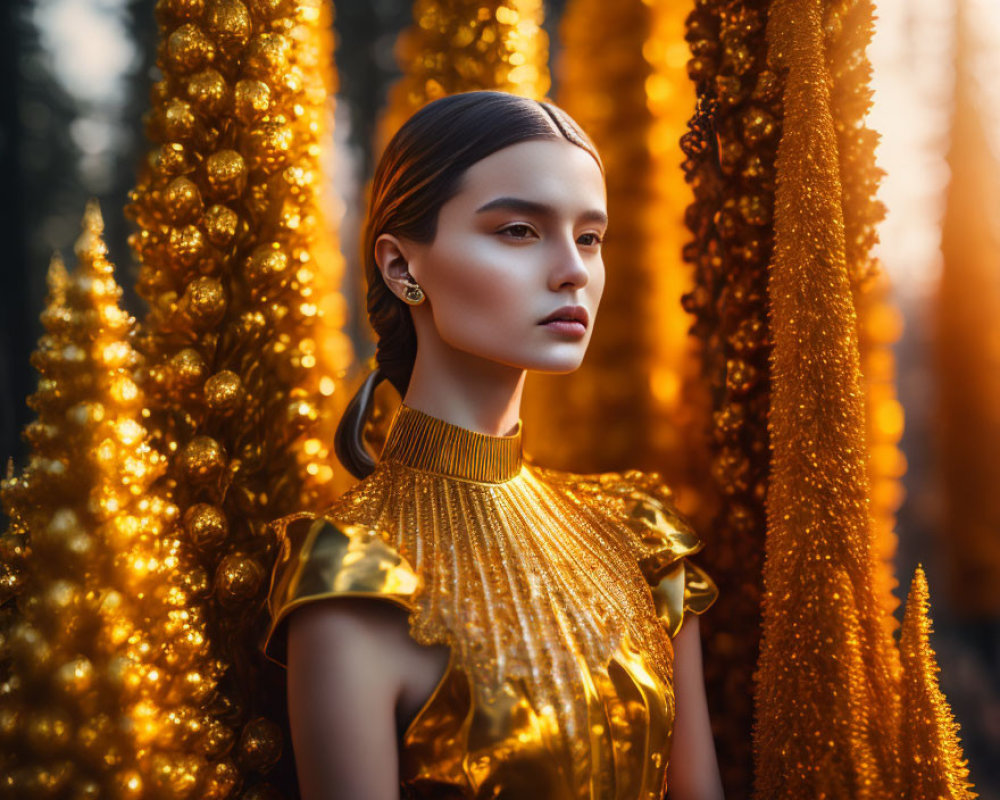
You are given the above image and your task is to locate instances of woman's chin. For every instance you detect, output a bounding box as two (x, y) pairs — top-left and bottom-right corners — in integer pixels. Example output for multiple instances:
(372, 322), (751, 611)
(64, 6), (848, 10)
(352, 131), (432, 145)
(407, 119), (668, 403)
(522, 353), (588, 375)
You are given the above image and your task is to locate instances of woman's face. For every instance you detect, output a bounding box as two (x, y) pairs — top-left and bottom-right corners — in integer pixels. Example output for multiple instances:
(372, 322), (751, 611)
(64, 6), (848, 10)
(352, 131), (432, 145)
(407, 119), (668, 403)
(379, 138), (608, 374)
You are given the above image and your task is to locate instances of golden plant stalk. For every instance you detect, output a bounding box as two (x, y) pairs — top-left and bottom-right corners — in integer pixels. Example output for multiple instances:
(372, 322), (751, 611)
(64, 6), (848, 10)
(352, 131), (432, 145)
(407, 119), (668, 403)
(126, 0), (351, 795)
(899, 566), (977, 799)
(0, 202), (190, 799)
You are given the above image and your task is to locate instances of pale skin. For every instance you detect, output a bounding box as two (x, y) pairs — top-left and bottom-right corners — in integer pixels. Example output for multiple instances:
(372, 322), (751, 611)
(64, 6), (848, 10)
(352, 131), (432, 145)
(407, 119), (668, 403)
(286, 137), (724, 799)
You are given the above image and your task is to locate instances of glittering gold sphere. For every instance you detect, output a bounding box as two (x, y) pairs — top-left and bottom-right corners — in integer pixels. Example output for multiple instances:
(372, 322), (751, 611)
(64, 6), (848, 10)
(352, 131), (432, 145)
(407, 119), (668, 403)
(169, 348), (209, 392)
(180, 276), (226, 328)
(184, 502), (229, 551)
(244, 244), (288, 286)
(205, 149), (248, 202)
(153, 143), (190, 176)
(180, 436), (227, 484)
(246, 122), (294, 173)
(162, 97), (200, 142)
(162, 176), (203, 223)
(243, 33), (291, 80)
(201, 759), (240, 800)
(204, 370), (246, 415)
(149, 753), (201, 798)
(187, 68), (231, 118)
(245, 0), (289, 21)
(233, 79), (271, 124)
(203, 204), (239, 246)
(168, 225), (206, 268)
(238, 717), (282, 772)
(166, 23), (216, 74)
(205, 0), (252, 52)
(215, 552), (265, 606)
(201, 718), (236, 759)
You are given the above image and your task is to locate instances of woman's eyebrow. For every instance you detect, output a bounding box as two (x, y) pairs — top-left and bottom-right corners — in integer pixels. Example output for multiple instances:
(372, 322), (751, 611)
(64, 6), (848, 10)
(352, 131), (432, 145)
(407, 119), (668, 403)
(475, 196), (608, 226)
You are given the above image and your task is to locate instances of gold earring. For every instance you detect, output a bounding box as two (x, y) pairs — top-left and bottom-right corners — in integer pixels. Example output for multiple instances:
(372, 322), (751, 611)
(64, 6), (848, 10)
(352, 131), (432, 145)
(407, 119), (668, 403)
(403, 283), (425, 305)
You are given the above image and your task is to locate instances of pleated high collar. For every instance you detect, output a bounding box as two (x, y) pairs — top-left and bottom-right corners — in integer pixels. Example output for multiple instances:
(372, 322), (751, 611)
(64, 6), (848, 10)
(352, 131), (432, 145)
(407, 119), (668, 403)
(378, 403), (523, 483)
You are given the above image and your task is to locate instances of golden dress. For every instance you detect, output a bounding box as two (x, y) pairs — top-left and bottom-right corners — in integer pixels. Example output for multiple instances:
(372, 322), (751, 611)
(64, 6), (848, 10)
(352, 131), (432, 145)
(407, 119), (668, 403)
(262, 404), (719, 799)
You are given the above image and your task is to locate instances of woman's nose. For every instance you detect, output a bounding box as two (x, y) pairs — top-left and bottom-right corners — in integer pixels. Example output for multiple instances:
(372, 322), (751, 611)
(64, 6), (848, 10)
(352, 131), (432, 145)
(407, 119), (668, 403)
(547, 237), (590, 291)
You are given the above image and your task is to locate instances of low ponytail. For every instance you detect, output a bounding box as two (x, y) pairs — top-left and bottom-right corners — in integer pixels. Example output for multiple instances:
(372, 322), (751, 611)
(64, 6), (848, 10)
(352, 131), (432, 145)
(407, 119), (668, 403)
(333, 367), (387, 479)
(332, 91), (603, 479)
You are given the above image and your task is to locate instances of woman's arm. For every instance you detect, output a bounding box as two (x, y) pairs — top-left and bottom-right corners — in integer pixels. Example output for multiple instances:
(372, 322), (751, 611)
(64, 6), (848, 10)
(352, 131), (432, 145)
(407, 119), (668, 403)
(286, 599), (404, 800)
(665, 615), (725, 800)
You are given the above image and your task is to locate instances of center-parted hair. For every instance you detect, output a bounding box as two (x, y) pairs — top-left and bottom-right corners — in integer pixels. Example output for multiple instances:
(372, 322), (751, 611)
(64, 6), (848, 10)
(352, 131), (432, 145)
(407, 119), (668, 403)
(335, 90), (603, 479)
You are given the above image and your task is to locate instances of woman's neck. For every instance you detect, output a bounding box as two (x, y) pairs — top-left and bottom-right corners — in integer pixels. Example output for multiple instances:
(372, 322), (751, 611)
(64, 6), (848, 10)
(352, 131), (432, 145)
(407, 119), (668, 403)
(402, 338), (526, 437)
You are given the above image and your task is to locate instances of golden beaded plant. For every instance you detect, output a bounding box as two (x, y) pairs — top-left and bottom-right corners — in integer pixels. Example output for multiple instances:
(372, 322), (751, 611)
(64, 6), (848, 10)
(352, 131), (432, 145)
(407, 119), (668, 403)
(126, 0), (351, 795)
(0, 203), (195, 799)
(678, 1), (777, 793)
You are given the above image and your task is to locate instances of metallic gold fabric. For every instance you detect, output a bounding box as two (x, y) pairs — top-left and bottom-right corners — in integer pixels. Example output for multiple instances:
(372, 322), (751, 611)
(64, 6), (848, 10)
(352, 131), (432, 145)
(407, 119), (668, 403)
(263, 404), (718, 799)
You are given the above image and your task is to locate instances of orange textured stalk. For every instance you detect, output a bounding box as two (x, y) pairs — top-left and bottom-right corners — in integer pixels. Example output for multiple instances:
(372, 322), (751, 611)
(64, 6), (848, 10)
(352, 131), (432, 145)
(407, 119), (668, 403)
(754, 0), (900, 794)
(898, 566), (977, 799)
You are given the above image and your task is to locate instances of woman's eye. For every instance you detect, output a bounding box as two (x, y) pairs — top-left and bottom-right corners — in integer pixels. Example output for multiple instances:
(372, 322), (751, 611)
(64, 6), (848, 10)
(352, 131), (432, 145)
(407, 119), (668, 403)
(500, 224), (535, 239)
(578, 232), (604, 247)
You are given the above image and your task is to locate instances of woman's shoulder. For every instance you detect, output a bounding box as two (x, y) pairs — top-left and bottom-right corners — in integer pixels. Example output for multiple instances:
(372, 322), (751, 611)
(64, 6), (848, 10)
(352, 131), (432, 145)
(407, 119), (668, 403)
(262, 505), (420, 668)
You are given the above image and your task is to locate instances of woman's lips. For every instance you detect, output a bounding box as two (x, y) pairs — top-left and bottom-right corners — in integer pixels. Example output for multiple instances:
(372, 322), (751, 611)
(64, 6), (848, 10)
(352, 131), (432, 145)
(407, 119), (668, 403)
(541, 319), (587, 338)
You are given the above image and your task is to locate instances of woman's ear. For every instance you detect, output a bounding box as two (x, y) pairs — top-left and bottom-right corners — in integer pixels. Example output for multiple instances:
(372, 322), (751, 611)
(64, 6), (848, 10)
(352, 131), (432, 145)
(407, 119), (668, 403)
(374, 233), (421, 302)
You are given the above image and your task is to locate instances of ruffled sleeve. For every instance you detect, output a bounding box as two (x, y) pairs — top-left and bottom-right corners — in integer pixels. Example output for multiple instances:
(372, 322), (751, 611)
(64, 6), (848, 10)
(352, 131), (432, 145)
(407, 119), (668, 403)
(261, 511), (421, 668)
(616, 473), (719, 638)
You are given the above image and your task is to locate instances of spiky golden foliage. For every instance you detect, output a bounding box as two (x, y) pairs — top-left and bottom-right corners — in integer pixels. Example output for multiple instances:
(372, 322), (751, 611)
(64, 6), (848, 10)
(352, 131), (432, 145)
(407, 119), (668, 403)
(0, 202), (187, 799)
(899, 566), (977, 799)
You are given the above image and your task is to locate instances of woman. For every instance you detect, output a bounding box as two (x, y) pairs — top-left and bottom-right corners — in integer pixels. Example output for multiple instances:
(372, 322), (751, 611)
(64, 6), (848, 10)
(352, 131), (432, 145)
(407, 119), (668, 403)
(262, 90), (723, 800)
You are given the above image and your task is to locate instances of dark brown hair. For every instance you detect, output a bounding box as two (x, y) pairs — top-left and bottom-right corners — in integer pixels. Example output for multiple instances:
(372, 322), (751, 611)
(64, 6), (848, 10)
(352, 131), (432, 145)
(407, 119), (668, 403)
(335, 90), (603, 478)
